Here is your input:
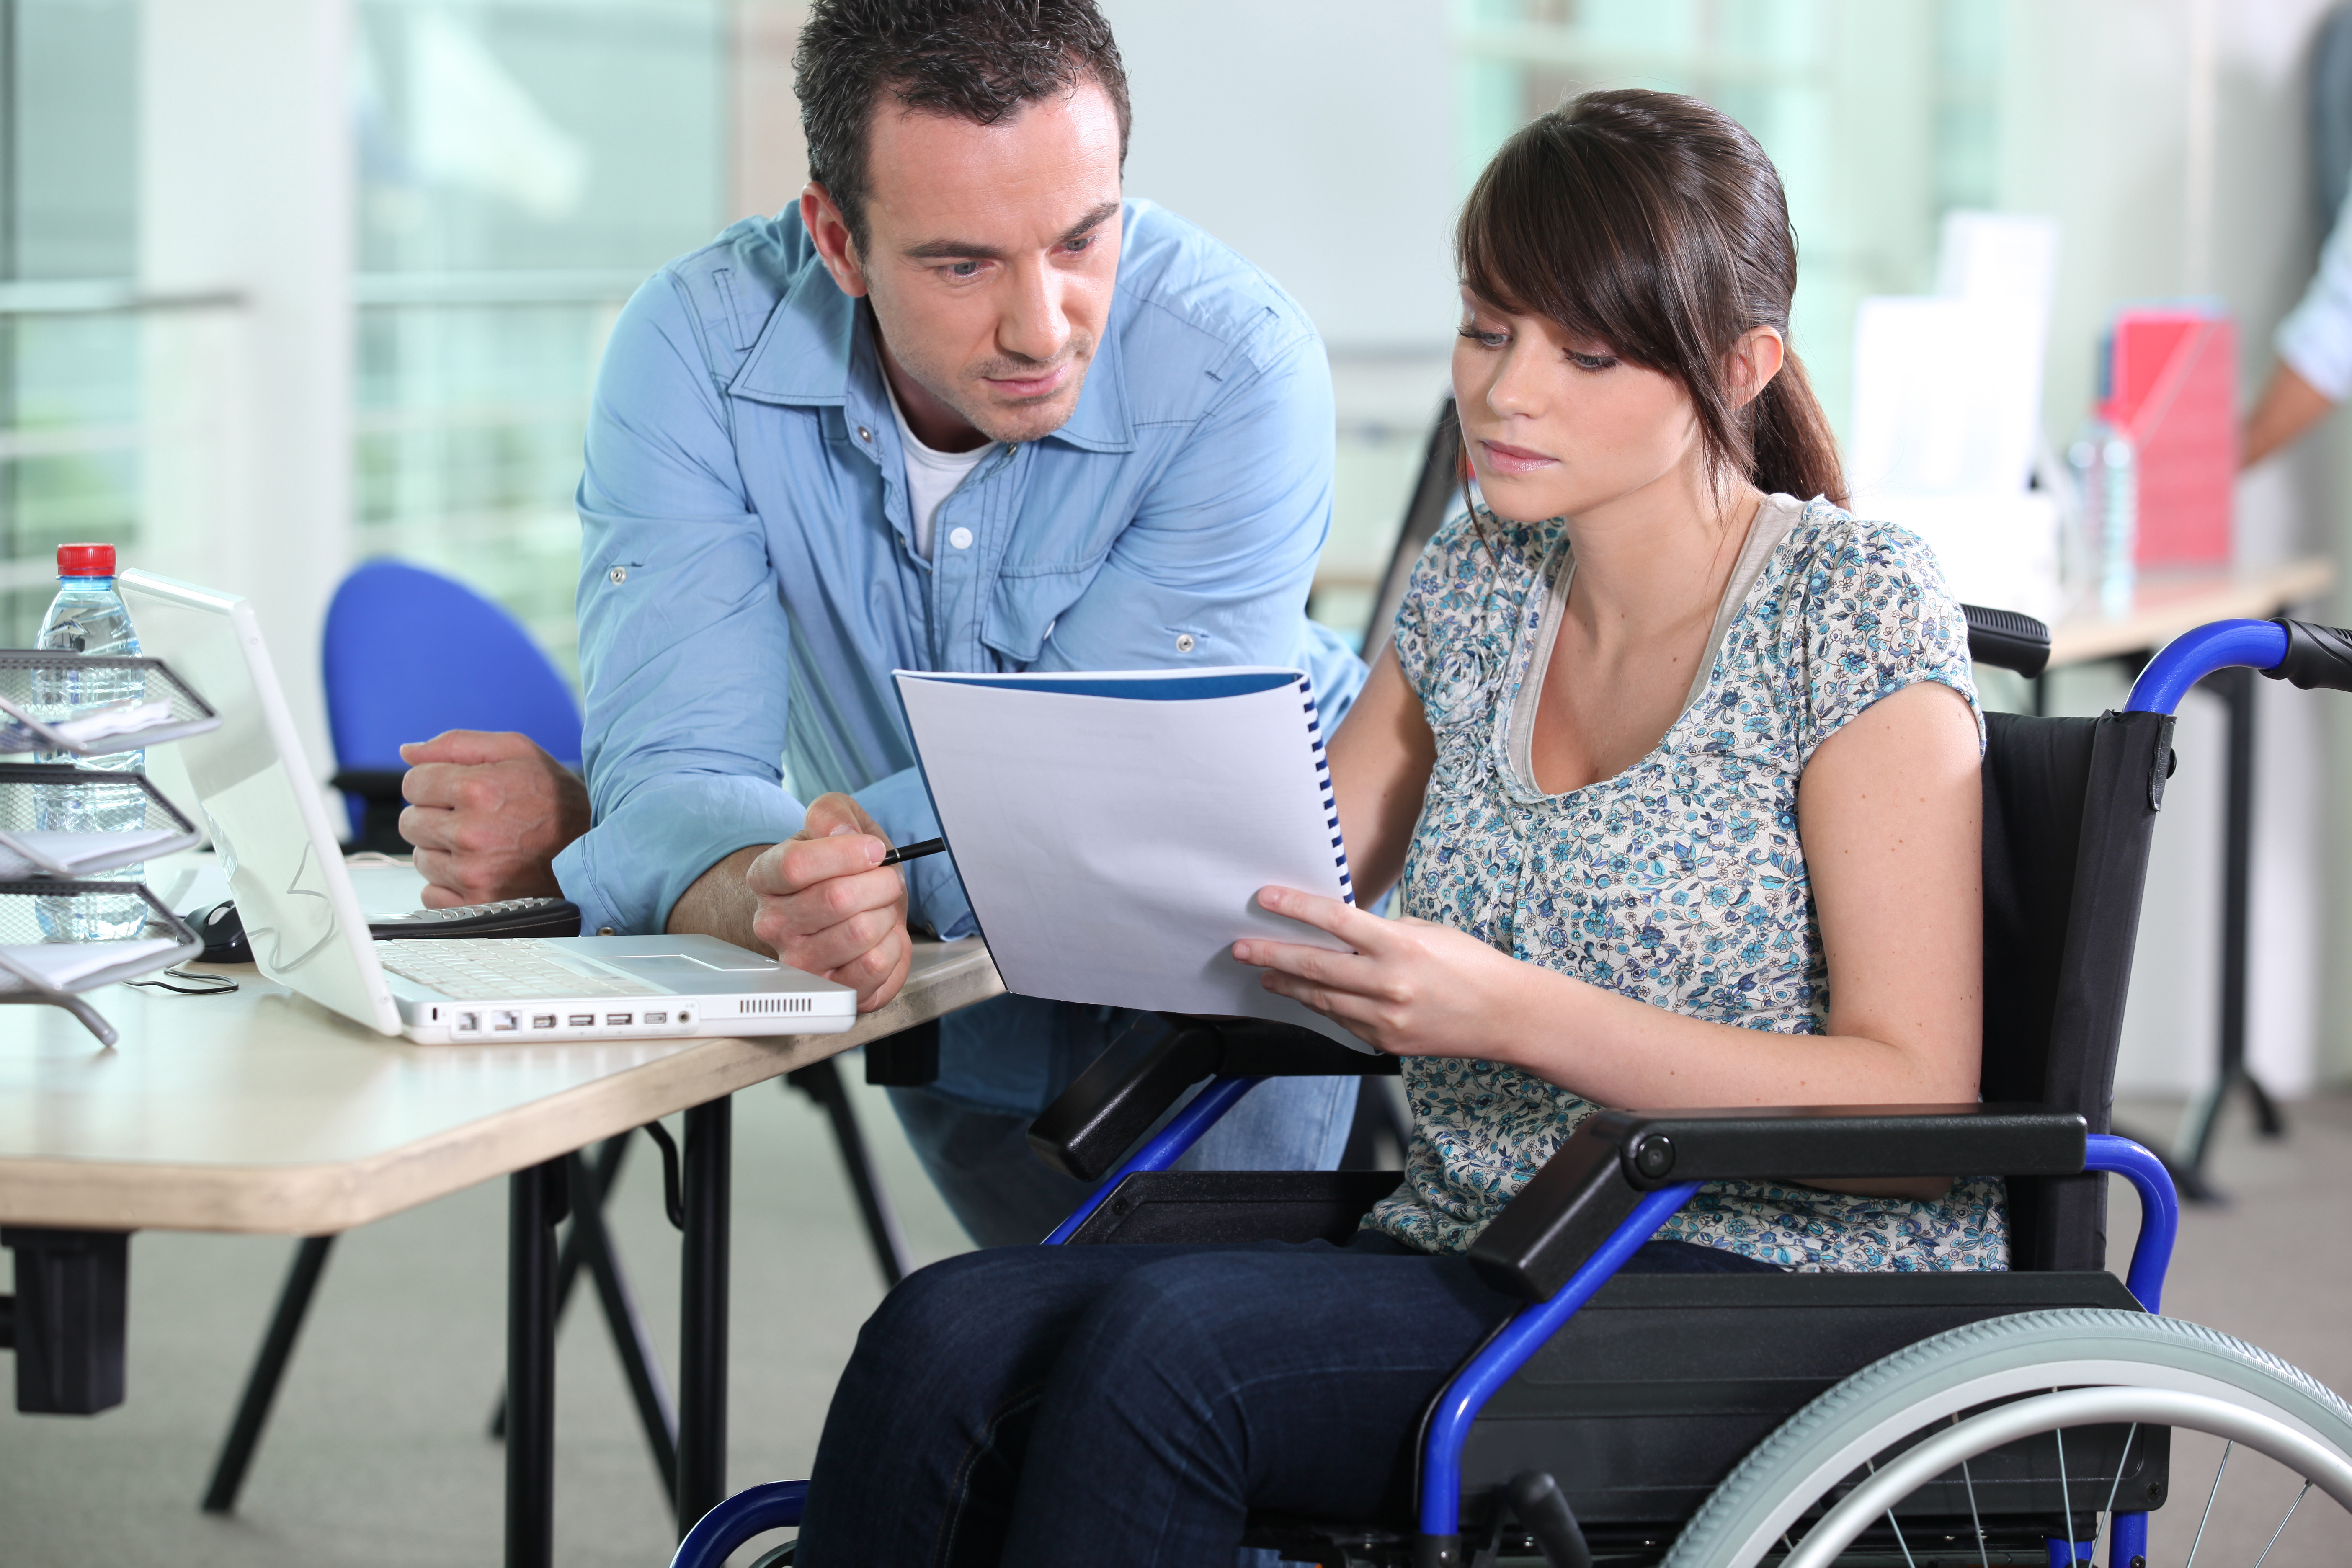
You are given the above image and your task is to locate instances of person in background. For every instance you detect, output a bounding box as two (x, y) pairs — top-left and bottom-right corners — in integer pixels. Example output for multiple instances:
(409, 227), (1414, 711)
(2244, 2), (2352, 467)
(2242, 186), (2352, 466)
(391, 0), (1365, 1247)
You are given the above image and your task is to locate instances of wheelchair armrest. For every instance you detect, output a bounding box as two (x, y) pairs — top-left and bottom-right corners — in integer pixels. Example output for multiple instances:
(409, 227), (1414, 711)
(1026, 1017), (1397, 1183)
(1465, 1103), (2087, 1300)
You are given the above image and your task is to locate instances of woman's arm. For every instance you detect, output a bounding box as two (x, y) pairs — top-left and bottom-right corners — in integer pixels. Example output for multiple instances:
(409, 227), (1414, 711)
(1238, 678), (1983, 1199)
(1326, 649), (1437, 906)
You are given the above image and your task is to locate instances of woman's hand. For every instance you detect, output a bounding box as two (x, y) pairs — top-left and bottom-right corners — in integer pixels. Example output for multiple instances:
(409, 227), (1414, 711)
(1232, 885), (1532, 1057)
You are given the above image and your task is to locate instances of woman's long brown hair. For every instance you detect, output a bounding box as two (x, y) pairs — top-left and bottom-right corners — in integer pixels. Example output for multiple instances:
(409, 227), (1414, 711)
(1456, 89), (1847, 508)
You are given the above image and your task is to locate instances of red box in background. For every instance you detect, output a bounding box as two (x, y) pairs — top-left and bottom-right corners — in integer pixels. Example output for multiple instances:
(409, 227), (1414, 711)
(2102, 307), (2236, 568)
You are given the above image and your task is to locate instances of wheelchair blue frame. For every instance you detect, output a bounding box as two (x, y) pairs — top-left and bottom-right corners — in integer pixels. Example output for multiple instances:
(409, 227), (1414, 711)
(665, 618), (2293, 1568)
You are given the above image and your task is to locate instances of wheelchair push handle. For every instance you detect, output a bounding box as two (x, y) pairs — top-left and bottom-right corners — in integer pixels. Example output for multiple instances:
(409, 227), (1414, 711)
(2127, 616), (2352, 714)
(2269, 618), (2352, 692)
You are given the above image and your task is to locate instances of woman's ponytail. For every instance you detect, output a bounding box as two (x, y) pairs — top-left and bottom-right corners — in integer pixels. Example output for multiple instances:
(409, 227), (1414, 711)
(1748, 348), (1846, 507)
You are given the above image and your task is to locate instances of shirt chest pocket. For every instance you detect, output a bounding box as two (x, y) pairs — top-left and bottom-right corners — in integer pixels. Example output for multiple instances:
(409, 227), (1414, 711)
(979, 564), (1097, 668)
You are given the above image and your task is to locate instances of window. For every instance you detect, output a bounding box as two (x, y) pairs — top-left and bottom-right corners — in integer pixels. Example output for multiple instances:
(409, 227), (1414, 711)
(353, 0), (732, 678)
(0, 0), (140, 644)
(1449, 0), (2002, 439)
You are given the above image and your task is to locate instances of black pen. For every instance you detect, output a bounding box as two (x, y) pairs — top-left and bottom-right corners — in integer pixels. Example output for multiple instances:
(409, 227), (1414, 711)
(879, 837), (948, 867)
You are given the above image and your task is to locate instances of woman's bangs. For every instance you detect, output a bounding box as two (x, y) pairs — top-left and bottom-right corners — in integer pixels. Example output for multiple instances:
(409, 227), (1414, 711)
(1458, 124), (1656, 360)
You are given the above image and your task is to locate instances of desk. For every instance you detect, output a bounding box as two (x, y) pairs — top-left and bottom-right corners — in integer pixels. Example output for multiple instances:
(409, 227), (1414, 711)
(2040, 557), (2337, 1190)
(0, 935), (1003, 1565)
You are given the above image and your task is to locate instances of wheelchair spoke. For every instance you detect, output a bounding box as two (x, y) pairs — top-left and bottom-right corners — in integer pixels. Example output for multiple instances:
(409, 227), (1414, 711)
(1859, 1456), (1920, 1568)
(2182, 1439), (2233, 1568)
(2097, 1422), (2139, 1520)
(2091, 1422), (2138, 1565)
(2248, 1479), (2310, 1568)
(1956, 1457), (1988, 1568)
(1951, 1410), (1989, 1568)
(2053, 1410), (2076, 1558)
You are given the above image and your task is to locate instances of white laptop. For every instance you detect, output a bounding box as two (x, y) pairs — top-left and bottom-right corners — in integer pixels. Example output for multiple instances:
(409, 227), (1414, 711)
(117, 569), (857, 1044)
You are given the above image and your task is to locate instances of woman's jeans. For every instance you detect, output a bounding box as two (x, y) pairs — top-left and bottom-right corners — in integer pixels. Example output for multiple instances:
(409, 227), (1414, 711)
(795, 1232), (1779, 1568)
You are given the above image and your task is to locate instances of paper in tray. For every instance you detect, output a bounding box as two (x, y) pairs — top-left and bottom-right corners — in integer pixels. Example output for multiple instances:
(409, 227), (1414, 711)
(0, 936), (183, 990)
(0, 879), (202, 995)
(0, 826), (194, 879)
(0, 652), (220, 755)
(0, 763), (202, 876)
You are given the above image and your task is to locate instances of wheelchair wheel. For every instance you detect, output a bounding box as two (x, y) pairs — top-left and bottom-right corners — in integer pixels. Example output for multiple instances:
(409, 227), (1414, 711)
(1662, 1309), (2352, 1568)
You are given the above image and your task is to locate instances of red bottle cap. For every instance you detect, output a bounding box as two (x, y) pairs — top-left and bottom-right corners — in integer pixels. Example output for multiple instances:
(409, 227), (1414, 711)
(57, 544), (116, 577)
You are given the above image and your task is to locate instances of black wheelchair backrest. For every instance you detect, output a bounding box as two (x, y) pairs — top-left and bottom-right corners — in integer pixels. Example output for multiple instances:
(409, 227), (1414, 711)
(1979, 707), (2171, 1271)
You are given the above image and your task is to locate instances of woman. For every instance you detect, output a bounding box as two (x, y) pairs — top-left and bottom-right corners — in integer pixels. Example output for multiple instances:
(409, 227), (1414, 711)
(794, 88), (1994, 1567)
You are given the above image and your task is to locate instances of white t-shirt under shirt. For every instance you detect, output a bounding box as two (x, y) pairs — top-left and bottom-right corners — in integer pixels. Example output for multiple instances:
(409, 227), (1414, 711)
(884, 374), (996, 560)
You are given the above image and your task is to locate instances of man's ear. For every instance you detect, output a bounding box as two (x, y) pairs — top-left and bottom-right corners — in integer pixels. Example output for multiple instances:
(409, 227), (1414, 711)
(802, 182), (870, 299)
(1727, 325), (1786, 409)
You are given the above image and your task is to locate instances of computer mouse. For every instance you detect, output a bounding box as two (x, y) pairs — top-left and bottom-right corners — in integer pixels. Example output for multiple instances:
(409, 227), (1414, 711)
(188, 899), (253, 964)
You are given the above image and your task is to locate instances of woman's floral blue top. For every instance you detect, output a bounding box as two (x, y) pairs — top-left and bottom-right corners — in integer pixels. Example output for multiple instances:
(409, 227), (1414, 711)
(1366, 496), (2009, 1272)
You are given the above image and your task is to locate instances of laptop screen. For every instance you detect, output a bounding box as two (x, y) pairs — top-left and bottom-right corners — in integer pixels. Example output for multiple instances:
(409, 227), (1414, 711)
(119, 571), (402, 1034)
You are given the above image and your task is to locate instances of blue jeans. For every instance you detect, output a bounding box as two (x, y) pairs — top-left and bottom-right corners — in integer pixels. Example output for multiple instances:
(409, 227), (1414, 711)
(794, 1232), (1780, 1567)
(886, 995), (1357, 1246)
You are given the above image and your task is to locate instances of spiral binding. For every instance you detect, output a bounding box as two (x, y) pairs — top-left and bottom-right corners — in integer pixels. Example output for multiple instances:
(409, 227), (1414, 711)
(1300, 675), (1354, 906)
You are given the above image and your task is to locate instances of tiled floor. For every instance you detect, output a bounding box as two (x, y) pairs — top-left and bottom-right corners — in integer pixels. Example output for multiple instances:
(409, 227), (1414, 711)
(1, 1083), (2346, 1566)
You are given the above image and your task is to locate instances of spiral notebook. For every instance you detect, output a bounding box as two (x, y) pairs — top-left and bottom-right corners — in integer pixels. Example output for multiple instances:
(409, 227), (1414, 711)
(894, 666), (1367, 1049)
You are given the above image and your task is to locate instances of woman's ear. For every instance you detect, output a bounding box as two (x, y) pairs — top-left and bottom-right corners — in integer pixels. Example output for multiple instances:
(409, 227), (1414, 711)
(1726, 325), (1786, 409)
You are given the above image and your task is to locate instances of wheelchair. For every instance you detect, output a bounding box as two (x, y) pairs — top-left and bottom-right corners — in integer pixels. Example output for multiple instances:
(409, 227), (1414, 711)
(675, 611), (2352, 1568)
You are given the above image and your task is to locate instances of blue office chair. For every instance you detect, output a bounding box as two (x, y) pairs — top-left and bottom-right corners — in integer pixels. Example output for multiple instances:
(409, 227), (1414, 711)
(203, 560), (913, 1521)
(322, 558), (583, 848)
(669, 611), (2352, 1568)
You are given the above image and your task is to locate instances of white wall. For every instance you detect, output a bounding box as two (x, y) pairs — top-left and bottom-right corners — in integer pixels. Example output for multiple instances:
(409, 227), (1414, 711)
(138, 0), (355, 782)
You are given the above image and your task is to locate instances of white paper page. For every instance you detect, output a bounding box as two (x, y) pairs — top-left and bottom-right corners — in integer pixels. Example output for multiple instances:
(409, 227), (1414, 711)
(897, 667), (1368, 1049)
(0, 827), (188, 879)
(0, 936), (179, 990)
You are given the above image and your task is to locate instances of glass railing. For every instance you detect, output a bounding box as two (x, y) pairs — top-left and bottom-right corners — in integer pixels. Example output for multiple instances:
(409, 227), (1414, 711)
(353, 271), (647, 684)
(0, 282), (244, 647)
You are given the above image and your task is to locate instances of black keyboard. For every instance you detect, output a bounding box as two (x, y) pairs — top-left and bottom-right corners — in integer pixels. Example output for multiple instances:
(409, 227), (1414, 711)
(368, 896), (584, 941)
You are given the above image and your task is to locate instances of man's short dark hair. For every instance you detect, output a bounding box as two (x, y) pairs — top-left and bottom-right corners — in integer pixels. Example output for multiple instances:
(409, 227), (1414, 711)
(794, 0), (1131, 255)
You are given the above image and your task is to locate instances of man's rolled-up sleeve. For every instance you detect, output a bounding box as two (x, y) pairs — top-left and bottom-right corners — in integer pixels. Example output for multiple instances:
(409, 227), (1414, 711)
(2279, 186), (2352, 402)
(553, 273), (805, 936)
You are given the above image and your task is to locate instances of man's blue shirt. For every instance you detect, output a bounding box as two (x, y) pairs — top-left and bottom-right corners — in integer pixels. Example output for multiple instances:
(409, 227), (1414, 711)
(552, 199), (1364, 1105)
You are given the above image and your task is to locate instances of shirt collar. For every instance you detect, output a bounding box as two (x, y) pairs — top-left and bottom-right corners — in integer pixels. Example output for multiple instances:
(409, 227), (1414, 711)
(726, 238), (1135, 455)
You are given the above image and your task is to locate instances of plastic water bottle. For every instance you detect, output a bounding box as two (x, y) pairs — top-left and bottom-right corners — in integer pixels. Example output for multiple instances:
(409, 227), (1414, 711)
(2067, 417), (2138, 619)
(33, 543), (149, 941)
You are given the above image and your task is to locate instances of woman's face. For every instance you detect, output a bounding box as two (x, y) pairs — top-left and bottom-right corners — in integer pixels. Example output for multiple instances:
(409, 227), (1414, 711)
(1451, 288), (1704, 525)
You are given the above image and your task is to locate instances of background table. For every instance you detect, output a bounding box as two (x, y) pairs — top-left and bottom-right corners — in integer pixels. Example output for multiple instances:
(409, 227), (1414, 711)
(0, 927), (1003, 1566)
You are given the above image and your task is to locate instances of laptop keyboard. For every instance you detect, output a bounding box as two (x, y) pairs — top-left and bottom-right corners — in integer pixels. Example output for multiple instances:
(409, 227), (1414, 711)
(374, 939), (663, 1001)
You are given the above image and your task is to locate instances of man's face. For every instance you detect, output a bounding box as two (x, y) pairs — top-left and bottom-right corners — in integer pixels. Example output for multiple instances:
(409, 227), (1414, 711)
(809, 79), (1124, 446)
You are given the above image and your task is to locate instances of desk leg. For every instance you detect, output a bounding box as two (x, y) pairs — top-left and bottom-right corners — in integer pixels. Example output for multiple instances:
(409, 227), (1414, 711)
(507, 1157), (567, 1568)
(2179, 666), (2287, 1187)
(676, 1095), (732, 1537)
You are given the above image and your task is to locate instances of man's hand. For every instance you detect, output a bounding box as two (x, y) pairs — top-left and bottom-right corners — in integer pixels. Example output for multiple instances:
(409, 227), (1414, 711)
(747, 792), (911, 1012)
(399, 730), (591, 909)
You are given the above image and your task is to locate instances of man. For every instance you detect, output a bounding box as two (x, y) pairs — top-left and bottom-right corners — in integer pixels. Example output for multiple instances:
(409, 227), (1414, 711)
(396, 0), (1364, 1247)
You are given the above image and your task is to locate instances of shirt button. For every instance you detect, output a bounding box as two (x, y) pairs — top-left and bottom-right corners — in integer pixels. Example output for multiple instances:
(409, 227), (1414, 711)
(1175, 633), (1196, 653)
(858, 426), (872, 442)
(948, 526), (974, 550)
(608, 567), (627, 584)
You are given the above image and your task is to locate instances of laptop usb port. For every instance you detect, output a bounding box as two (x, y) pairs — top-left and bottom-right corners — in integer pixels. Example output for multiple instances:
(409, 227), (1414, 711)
(643, 1011), (668, 1025)
(567, 1014), (595, 1027)
(532, 1015), (556, 1029)
(606, 1013), (632, 1026)
(493, 1011), (520, 1032)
